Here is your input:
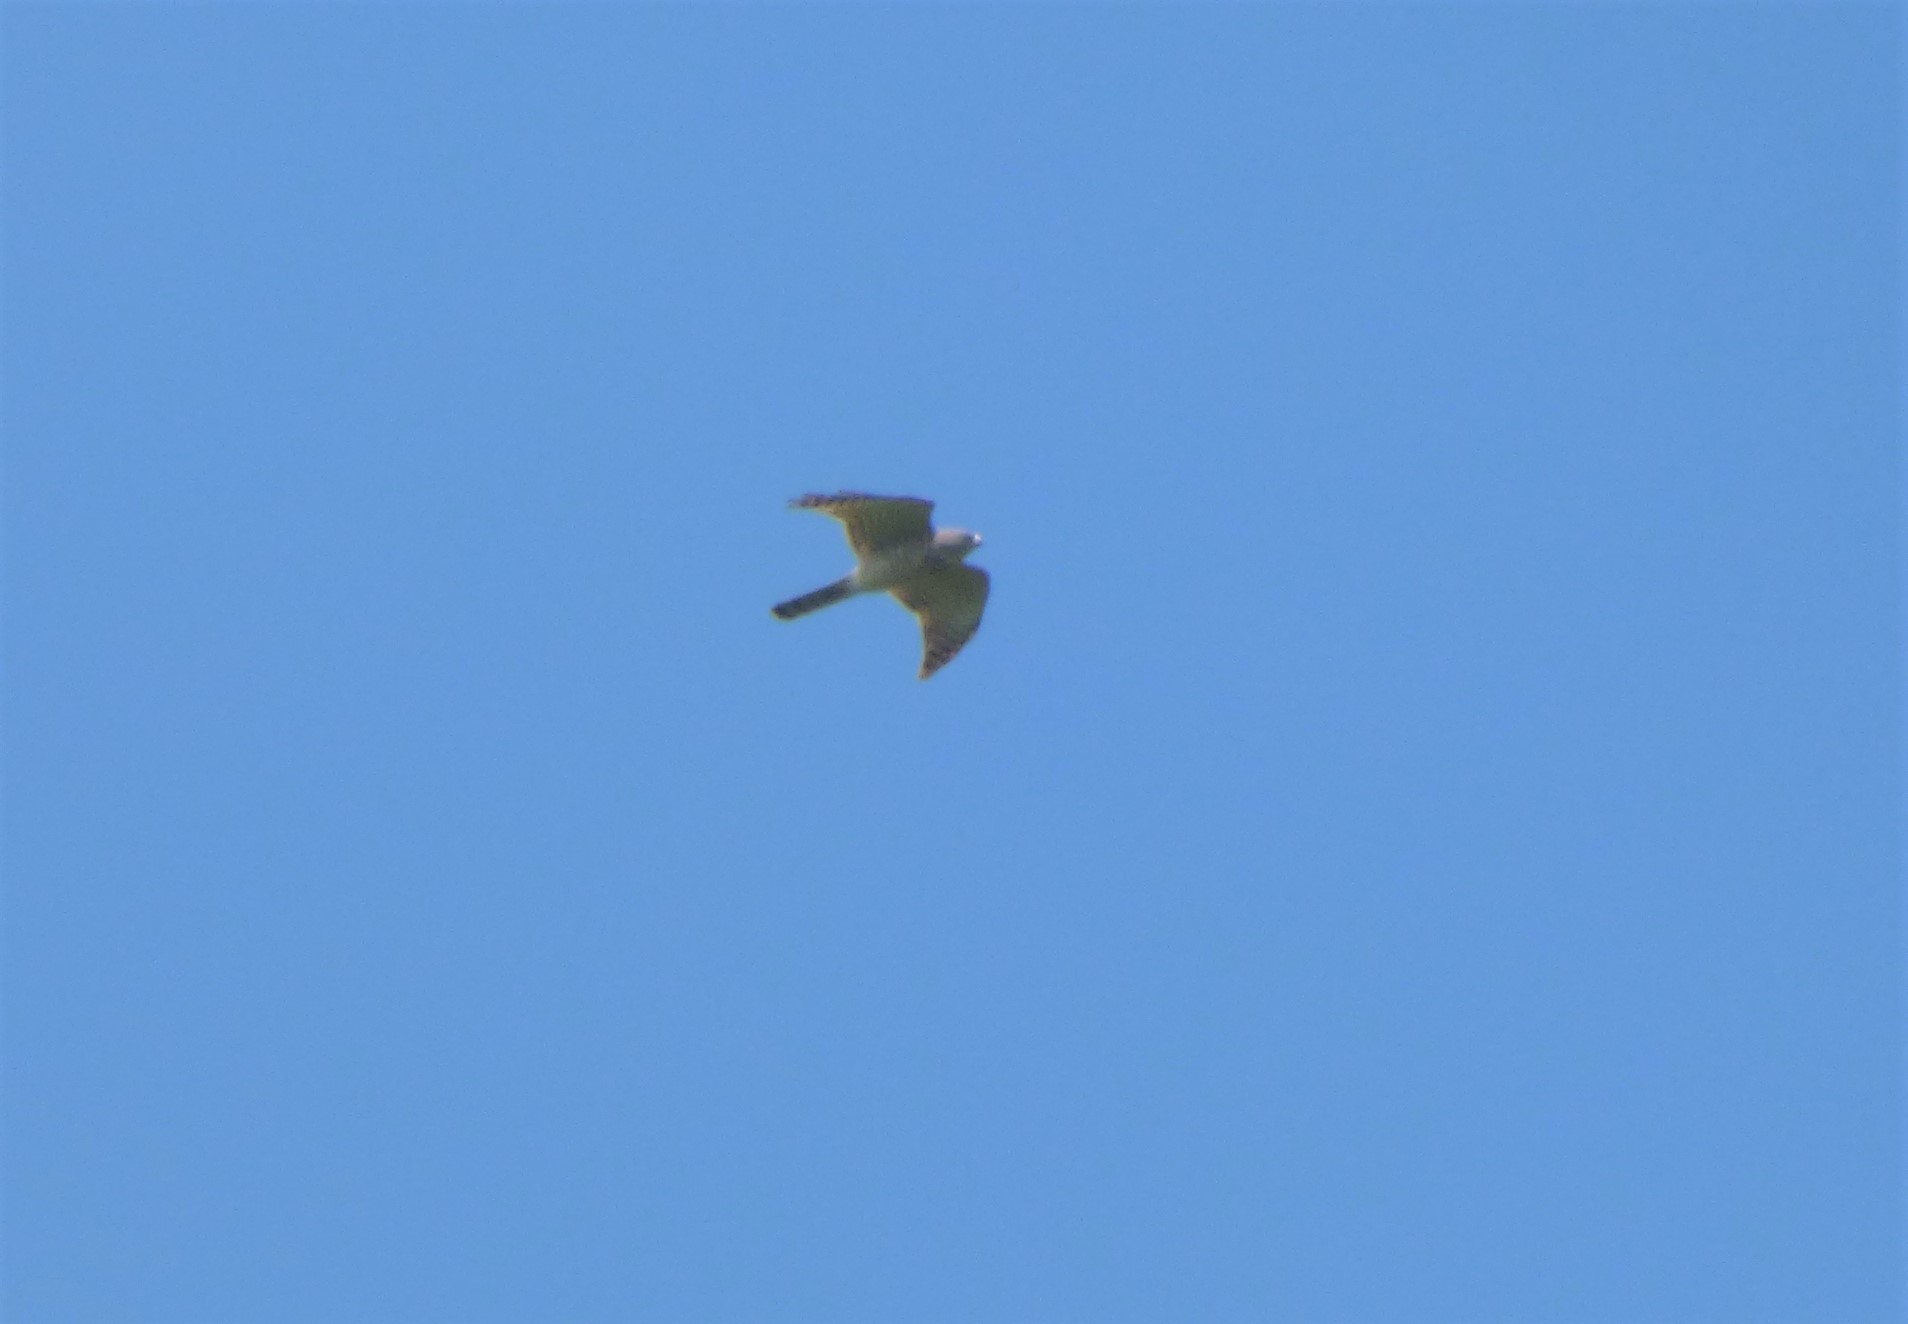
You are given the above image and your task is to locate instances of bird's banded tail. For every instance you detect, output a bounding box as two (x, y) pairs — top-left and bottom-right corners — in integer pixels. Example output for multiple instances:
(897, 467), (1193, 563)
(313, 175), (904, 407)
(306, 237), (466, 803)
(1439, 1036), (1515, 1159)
(772, 578), (853, 620)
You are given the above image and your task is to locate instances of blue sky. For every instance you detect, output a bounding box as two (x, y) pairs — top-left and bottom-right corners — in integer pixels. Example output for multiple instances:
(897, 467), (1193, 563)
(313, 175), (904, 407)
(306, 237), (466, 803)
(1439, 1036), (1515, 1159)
(4, 7), (1900, 1322)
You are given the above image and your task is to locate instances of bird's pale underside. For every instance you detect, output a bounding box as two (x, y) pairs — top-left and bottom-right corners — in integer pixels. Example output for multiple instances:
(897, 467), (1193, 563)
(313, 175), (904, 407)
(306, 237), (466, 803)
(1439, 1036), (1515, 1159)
(772, 493), (989, 679)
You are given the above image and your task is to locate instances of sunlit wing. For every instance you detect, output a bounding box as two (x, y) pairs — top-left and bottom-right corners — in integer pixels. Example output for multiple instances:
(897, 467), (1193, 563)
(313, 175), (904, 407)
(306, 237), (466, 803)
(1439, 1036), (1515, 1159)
(791, 493), (934, 556)
(891, 564), (989, 679)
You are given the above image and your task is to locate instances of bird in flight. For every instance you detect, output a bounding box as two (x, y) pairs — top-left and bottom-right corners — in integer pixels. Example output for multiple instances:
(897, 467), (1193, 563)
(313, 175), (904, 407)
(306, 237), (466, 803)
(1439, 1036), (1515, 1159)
(772, 492), (990, 679)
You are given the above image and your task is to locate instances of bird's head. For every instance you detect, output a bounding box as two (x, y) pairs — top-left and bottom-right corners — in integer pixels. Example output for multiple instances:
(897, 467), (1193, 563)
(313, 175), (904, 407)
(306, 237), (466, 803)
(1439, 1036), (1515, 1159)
(936, 528), (982, 561)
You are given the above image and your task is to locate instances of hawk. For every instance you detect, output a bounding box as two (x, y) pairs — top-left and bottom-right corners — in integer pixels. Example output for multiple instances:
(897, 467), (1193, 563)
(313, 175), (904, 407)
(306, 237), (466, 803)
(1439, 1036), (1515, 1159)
(772, 493), (990, 679)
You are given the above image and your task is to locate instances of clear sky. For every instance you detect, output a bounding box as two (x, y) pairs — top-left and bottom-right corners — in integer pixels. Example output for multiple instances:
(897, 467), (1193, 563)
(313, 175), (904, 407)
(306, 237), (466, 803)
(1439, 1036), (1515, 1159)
(4, 7), (1900, 1323)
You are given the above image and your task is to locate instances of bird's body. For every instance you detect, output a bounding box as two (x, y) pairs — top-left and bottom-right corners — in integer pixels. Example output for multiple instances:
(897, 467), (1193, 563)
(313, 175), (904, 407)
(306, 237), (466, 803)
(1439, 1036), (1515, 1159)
(772, 493), (990, 678)
(848, 528), (978, 592)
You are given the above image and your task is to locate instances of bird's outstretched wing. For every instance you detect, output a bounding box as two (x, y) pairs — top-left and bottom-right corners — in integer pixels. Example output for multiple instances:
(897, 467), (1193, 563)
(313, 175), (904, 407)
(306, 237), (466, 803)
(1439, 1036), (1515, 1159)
(891, 564), (989, 679)
(792, 493), (934, 556)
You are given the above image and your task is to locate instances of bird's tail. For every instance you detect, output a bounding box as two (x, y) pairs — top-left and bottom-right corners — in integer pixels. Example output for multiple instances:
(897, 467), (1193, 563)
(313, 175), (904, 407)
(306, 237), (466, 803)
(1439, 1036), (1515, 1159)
(772, 578), (854, 620)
